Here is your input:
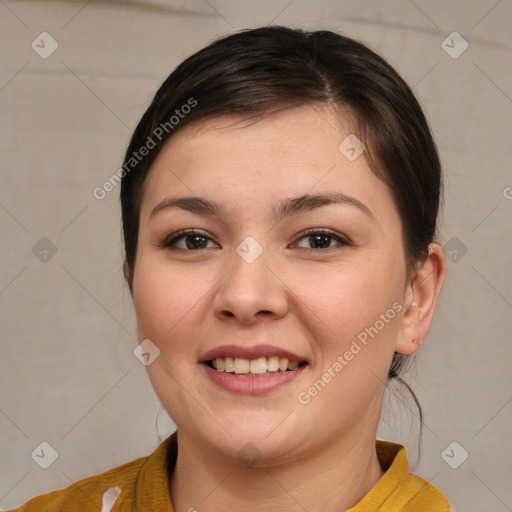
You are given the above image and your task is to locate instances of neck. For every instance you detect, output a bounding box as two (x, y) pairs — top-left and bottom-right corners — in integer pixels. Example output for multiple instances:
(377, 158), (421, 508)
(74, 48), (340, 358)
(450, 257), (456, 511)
(169, 426), (384, 512)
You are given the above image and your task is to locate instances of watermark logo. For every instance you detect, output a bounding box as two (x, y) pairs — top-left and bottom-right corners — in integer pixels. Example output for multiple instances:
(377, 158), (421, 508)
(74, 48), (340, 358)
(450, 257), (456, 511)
(31, 32), (58, 59)
(443, 236), (468, 263)
(32, 237), (58, 263)
(134, 339), (161, 366)
(338, 134), (365, 162)
(441, 32), (469, 59)
(298, 302), (403, 405)
(31, 441), (58, 469)
(441, 441), (469, 469)
(237, 442), (263, 467)
(236, 236), (263, 264)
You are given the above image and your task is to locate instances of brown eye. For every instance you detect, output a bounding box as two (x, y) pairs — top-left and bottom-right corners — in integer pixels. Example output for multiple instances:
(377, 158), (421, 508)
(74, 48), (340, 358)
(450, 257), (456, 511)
(163, 230), (218, 251)
(294, 229), (350, 250)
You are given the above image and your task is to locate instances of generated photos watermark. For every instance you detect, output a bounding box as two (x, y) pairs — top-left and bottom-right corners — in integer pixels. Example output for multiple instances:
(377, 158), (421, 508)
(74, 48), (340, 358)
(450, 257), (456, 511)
(298, 301), (403, 405)
(93, 97), (197, 200)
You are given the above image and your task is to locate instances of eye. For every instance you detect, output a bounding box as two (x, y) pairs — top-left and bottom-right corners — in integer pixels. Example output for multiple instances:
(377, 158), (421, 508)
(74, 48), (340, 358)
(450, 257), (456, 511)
(293, 229), (350, 250)
(162, 230), (219, 251)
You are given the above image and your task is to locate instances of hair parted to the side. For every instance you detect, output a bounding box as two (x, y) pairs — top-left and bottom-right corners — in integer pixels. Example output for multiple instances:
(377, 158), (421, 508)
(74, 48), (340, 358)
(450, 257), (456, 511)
(120, 26), (442, 392)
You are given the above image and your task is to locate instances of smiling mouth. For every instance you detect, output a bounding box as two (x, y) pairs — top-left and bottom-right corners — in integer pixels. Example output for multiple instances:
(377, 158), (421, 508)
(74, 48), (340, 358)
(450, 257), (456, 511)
(206, 356), (307, 377)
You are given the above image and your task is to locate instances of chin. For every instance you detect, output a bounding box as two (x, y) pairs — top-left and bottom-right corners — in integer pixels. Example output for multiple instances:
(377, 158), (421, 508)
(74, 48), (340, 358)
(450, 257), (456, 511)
(182, 409), (306, 465)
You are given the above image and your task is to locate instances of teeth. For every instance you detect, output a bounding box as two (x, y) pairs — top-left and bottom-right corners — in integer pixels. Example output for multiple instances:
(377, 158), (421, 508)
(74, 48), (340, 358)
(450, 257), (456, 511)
(209, 356), (303, 375)
(224, 357), (234, 373)
(249, 357), (267, 374)
(267, 356), (279, 372)
(234, 358), (250, 374)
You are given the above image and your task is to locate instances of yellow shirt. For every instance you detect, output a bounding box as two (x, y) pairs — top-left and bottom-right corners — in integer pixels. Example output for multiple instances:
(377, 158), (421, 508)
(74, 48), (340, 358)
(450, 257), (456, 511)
(8, 434), (450, 511)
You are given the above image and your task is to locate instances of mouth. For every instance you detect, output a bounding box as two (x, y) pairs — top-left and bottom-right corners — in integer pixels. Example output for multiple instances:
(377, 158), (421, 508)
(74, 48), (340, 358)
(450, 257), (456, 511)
(200, 344), (309, 394)
(205, 356), (307, 377)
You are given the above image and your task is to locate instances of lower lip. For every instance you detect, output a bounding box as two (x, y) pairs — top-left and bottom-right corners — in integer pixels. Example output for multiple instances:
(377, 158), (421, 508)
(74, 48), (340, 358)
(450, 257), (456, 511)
(202, 364), (307, 395)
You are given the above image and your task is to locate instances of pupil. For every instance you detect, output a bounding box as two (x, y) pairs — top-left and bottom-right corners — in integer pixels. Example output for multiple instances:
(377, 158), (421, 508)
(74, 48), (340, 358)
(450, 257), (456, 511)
(311, 235), (330, 249)
(186, 235), (207, 250)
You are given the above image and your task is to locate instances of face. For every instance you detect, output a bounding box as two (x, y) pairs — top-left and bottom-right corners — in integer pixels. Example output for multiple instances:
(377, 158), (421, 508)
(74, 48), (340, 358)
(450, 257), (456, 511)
(132, 105), (410, 464)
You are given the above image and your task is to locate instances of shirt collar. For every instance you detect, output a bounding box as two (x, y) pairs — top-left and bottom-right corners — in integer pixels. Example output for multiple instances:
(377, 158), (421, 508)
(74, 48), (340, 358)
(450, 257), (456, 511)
(133, 434), (407, 511)
(134, 432), (177, 510)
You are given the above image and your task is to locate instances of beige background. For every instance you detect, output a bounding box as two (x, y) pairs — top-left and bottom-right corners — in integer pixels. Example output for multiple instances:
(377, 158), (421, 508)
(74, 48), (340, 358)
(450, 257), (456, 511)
(1, 0), (511, 510)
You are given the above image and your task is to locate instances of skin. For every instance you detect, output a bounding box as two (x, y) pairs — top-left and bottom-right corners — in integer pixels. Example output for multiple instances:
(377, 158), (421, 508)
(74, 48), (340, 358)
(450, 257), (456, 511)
(128, 104), (446, 512)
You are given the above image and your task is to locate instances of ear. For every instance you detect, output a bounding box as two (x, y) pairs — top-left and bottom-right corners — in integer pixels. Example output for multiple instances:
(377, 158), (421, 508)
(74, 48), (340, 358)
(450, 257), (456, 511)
(395, 242), (446, 355)
(124, 261), (134, 296)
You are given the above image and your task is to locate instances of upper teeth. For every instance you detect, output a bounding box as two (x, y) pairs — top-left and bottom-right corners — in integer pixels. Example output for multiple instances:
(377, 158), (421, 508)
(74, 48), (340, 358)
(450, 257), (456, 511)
(211, 356), (300, 375)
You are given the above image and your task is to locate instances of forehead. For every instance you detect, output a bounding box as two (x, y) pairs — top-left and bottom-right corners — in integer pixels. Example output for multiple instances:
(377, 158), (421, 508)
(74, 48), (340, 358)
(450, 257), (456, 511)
(140, 105), (400, 228)
(157, 104), (357, 167)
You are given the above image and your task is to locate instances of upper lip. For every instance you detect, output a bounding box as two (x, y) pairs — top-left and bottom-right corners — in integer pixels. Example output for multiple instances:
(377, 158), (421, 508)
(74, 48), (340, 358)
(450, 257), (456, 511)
(200, 344), (307, 364)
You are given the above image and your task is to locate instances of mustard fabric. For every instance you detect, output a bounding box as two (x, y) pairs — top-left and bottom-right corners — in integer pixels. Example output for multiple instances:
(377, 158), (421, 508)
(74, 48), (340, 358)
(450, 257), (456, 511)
(9, 434), (450, 511)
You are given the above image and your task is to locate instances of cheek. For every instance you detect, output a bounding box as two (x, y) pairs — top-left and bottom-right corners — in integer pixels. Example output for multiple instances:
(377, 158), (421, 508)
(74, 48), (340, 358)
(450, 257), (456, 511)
(133, 271), (173, 341)
(132, 257), (202, 354)
(292, 262), (403, 418)
(293, 257), (403, 347)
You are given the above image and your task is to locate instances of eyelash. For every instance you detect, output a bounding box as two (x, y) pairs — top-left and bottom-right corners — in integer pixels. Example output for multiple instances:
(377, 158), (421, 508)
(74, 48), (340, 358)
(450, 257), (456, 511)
(161, 228), (351, 252)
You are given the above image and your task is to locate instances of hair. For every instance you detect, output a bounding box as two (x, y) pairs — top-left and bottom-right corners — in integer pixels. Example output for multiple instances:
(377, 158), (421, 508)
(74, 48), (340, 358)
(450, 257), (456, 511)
(120, 26), (442, 398)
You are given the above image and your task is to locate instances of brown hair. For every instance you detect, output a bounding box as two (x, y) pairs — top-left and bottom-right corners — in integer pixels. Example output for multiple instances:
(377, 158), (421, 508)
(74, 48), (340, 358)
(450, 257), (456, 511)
(120, 26), (442, 387)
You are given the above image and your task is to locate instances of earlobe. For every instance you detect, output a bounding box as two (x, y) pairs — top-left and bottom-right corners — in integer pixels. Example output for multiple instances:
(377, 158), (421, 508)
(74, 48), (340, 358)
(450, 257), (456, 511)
(123, 261), (134, 295)
(395, 242), (446, 355)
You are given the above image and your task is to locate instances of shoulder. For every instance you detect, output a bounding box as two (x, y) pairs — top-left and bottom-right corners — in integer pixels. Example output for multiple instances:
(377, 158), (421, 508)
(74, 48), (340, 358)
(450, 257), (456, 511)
(398, 473), (451, 512)
(6, 435), (176, 512)
(379, 441), (450, 511)
(6, 455), (146, 512)
(349, 441), (451, 512)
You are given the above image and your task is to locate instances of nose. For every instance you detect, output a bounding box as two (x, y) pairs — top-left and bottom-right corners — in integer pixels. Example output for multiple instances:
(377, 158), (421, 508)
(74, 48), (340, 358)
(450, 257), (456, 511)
(212, 245), (289, 325)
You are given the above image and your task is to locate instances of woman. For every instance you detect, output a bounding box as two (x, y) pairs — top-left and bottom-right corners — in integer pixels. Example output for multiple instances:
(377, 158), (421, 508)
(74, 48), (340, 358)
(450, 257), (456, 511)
(12, 26), (449, 511)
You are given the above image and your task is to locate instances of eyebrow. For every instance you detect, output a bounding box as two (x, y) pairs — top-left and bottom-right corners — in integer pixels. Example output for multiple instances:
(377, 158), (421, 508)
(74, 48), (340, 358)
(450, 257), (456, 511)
(150, 192), (375, 223)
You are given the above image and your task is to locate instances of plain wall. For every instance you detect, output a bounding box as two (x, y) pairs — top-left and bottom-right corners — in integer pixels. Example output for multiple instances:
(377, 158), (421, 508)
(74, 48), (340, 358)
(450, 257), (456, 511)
(1, 1), (511, 510)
